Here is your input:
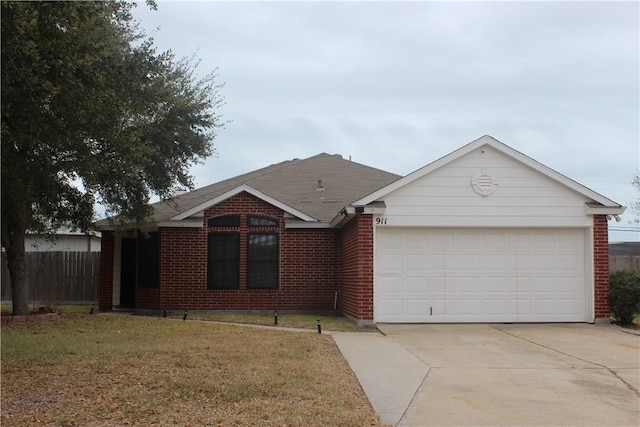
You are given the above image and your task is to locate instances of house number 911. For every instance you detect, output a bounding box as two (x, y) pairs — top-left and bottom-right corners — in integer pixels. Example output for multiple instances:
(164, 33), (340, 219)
(375, 217), (388, 225)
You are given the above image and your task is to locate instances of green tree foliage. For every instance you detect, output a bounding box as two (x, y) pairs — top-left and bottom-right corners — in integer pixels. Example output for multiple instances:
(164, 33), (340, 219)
(1, 1), (224, 314)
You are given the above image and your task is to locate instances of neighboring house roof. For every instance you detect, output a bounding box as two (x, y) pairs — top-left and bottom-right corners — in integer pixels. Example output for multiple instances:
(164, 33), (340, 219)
(353, 135), (625, 215)
(609, 242), (640, 256)
(97, 153), (401, 228)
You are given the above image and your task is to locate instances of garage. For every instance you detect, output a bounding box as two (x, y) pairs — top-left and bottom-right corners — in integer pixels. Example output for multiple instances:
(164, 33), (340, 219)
(350, 136), (622, 324)
(374, 228), (588, 323)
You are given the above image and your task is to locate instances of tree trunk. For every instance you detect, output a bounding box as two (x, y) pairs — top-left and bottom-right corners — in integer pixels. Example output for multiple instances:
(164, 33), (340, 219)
(4, 220), (29, 315)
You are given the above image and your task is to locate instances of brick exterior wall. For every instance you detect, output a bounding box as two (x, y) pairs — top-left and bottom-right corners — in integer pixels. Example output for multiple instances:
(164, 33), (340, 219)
(147, 192), (340, 312)
(593, 214), (610, 319)
(98, 231), (115, 311)
(339, 215), (374, 321)
(101, 194), (606, 323)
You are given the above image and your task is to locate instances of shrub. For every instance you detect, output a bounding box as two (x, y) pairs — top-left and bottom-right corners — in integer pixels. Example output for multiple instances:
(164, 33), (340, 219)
(609, 270), (640, 325)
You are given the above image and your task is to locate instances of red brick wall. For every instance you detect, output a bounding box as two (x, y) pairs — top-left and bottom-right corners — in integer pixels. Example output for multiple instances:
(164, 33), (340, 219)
(155, 192), (340, 312)
(98, 231), (115, 311)
(339, 215), (374, 321)
(593, 215), (610, 319)
(136, 288), (161, 309)
(158, 226), (207, 309)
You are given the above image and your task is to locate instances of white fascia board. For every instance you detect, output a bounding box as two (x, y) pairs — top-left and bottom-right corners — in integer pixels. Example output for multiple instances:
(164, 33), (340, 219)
(340, 205), (385, 215)
(353, 135), (623, 208)
(329, 214), (350, 228)
(170, 184), (317, 222)
(284, 219), (333, 229)
(156, 220), (204, 228)
(584, 204), (626, 216)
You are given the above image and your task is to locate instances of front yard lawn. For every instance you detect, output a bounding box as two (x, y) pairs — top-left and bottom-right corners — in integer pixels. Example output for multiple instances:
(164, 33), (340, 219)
(1, 314), (387, 426)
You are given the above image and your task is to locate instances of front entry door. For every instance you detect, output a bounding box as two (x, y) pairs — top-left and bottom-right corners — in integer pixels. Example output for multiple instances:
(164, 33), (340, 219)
(120, 238), (136, 307)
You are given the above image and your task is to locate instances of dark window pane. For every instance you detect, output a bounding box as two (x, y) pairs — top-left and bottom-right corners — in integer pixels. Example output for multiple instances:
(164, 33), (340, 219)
(248, 262), (279, 289)
(207, 233), (239, 289)
(248, 216), (277, 227)
(138, 232), (158, 288)
(208, 215), (240, 227)
(247, 234), (278, 289)
(248, 234), (278, 260)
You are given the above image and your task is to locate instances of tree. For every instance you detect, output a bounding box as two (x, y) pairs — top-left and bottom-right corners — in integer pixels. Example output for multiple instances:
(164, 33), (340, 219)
(1, 1), (224, 314)
(631, 174), (640, 225)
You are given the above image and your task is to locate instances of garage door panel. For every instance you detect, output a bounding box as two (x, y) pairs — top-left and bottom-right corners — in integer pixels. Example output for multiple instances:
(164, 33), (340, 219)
(428, 277), (449, 293)
(378, 276), (403, 293)
(533, 254), (556, 270)
(405, 299), (429, 316)
(457, 276), (482, 292)
(455, 254), (482, 270)
(558, 255), (583, 271)
(378, 254), (403, 271)
(429, 255), (455, 270)
(484, 277), (511, 293)
(405, 276), (427, 293)
(483, 299), (511, 316)
(375, 228), (587, 323)
(378, 299), (403, 316)
(484, 254), (507, 270)
(406, 254), (427, 271)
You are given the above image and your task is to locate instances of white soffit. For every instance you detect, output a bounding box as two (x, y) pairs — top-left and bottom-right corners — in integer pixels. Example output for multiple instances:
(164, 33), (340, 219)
(353, 135), (623, 209)
(170, 184), (318, 222)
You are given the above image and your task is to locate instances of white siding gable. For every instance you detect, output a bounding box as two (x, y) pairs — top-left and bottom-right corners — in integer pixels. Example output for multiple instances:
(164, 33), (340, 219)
(378, 144), (595, 228)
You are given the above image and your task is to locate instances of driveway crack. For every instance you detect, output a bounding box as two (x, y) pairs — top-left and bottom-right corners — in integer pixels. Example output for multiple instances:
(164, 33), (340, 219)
(397, 367), (431, 427)
(489, 325), (640, 398)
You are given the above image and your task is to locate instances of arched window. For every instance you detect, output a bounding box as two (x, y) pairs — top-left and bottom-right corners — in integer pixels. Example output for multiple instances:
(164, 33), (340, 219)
(247, 216), (277, 227)
(207, 215), (240, 227)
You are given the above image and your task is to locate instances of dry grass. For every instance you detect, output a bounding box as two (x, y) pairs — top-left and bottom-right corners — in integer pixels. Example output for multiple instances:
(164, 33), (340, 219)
(1, 304), (96, 315)
(1, 314), (388, 427)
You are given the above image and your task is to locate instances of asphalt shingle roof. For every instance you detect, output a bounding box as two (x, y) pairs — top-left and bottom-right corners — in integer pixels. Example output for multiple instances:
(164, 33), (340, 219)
(148, 153), (401, 223)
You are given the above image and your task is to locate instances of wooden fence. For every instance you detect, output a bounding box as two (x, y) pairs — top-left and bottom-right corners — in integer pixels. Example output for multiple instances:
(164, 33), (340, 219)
(1, 251), (99, 304)
(610, 255), (640, 273)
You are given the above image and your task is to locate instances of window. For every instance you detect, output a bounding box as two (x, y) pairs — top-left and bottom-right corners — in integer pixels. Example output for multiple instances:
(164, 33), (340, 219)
(247, 234), (278, 289)
(138, 232), (158, 288)
(207, 233), (239, 289)
(248, 216), (277, 227)
(208, 215), (240, 227)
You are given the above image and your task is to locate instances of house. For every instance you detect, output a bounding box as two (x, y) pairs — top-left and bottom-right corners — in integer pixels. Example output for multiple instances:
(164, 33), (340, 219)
(96, 136), (624, 324)
(25, 229), (101, 252)
(609, 242), (640, 256)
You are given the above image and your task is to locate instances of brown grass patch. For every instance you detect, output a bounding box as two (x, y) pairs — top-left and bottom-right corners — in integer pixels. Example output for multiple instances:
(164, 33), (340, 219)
(1, 314), (388, 426)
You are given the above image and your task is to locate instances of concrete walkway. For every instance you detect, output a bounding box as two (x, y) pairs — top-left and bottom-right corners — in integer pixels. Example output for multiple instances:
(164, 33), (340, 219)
(333, 324), (640, 427)
(333, 332), (429, 425)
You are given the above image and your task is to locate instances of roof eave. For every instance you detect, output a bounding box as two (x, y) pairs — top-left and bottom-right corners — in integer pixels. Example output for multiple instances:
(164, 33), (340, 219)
(328, 202), (387, 228)
(585, 203), (626, 216)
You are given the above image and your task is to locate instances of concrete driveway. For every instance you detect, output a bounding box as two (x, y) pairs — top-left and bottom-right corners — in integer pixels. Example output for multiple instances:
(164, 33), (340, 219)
(333, 324), (640, 426)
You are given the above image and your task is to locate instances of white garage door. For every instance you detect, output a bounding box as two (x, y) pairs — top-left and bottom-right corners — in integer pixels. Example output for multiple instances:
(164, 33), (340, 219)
(375, 228), (587, 323)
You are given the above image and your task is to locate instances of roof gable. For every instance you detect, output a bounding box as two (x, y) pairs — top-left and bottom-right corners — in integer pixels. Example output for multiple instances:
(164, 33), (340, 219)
(171, 184), (317, 221)
(354, 135), (623, 210)
(149, 153), (401, 223)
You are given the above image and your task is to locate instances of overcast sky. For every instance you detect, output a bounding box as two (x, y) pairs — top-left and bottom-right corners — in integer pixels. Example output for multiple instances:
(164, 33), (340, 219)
(132, 1), (639, 241)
